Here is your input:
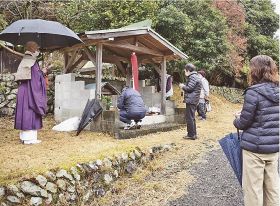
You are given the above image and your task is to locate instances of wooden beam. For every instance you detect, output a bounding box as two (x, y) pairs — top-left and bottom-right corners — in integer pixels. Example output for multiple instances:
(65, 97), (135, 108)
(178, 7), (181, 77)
(67, 55), (85, 73)
(153, 64), (161, 75)
(0, 44), (24, 57)
(114, 61), (126, 76)
(63, 52), (69, 69)
(82, 51), (126, 76)
(161, 57), (167, 115)
(137, 36), (161, 51)
(102, 46), (129, 61)
(102, 42), (164, 56)
(95, 43), (103, 99)
(61, 39), (110, 53)
(84, 47), (96, 65)
(63, 49), (79, 73)
(103, 54), (128, 63)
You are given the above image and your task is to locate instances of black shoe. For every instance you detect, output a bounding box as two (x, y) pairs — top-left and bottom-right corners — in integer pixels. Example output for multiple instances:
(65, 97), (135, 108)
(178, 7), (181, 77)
(183, 135), (197, 140)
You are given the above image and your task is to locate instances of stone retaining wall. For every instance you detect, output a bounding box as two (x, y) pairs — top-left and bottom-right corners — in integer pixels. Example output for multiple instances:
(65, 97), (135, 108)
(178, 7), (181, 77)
(0, 143), (175, 206)
(0, 73), (55, 116)
(210, 85), (244, 104)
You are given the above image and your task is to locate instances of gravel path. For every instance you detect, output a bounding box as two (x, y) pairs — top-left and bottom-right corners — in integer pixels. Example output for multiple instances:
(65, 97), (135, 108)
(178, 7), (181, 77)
(169, 148), (244, 206)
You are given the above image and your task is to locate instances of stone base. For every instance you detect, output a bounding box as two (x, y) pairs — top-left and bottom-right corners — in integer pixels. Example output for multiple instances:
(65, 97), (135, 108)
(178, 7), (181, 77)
(116, 123), (184, 139)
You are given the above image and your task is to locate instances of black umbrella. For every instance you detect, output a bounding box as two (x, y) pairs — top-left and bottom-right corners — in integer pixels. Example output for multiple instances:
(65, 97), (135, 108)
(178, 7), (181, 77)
(219, 132), (243, 186)
(0, 19), (83, 50)
(76, 99), (103, 136)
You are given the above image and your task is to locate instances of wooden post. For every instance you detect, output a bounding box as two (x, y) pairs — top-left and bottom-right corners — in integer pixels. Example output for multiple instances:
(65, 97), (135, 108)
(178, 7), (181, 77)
(63, 52), (69, 73)
(161, 57), (167, 115)
(95, 43), (103, 99)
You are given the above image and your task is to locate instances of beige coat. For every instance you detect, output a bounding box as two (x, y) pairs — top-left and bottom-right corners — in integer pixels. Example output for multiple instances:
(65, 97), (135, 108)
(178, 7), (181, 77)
(14, 53), (37, 81)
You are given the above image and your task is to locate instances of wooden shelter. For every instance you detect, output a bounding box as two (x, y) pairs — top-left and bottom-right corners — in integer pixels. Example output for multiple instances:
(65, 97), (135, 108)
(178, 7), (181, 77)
(62, 23), (187, 114)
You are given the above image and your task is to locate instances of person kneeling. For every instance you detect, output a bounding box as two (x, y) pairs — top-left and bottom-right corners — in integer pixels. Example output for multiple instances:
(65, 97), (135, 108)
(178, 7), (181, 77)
(117, 86), (146, 130)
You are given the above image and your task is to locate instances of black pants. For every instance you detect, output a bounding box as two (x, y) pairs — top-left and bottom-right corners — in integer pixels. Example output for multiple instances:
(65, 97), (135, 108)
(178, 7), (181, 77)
(197, 102), (206, 119)
(185, 103), (197, 137)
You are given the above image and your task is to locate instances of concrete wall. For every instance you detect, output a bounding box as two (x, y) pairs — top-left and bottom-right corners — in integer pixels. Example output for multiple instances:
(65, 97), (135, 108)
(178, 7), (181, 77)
(54, 73), (95, 123)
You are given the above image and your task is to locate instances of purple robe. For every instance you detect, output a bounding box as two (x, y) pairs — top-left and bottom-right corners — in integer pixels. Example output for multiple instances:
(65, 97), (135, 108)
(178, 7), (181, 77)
(14, 62), (47, 130)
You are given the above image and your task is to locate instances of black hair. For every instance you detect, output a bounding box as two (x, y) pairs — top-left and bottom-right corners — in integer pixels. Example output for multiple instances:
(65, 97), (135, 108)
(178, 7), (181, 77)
(184, 63), (196, 72)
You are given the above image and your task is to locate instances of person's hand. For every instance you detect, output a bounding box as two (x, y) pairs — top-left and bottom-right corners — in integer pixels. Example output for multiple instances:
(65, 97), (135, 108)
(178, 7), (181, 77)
(41, 63), (53, 74)
(179, 83), (185, 89)
(234, 111), (241, 119)
(41, 66), (48, 74)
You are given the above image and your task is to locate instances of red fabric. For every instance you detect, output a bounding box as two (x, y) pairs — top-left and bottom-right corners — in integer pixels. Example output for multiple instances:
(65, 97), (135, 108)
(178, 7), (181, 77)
(131, 52), (139, 91)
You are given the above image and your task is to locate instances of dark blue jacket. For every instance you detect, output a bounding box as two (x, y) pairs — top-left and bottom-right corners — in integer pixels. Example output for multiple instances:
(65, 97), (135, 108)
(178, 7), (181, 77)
(117, 88), (146, 114)
(234, 83), (279, 154)
(182, 72), (202, 105)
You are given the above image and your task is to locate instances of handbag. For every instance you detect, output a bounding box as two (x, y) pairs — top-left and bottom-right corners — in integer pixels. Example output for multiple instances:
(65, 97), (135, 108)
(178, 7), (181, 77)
(205, 100), (211, 112)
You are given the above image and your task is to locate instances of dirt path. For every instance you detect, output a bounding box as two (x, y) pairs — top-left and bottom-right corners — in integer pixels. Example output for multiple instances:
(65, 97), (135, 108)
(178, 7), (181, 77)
(169, 149), (243, 206)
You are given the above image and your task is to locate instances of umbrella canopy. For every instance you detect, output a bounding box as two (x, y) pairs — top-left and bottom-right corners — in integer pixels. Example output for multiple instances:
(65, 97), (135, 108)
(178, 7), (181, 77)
(131, 52), (139, 91)
(0, 19), (83, 50)
(219, 133), (243, 186)
(76, 99), (103, 136)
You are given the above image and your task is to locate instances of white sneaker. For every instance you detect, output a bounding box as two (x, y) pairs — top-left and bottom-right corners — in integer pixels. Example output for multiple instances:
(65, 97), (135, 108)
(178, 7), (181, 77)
(124, 123), (131, 130)
(124, 121), (137, 130)
(24, 140), (42, 145)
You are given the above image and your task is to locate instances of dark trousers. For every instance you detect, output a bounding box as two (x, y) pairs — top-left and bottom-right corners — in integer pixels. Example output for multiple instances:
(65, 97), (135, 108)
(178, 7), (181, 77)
(120, 110), (131, 124)
(120, 110), (145, 124)
(186, 104), (197, 137)
(197, 103), (206, 119)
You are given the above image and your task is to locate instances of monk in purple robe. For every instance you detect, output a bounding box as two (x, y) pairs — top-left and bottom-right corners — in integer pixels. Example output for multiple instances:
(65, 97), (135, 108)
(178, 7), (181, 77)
(14, 41), (47, 144)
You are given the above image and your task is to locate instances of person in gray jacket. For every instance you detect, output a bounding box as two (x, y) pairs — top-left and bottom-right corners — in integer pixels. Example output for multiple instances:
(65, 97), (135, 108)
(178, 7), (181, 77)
(117, 87), (146, 130)
(179, 64), (202, 140)
(233, 55), (279, 206)
(197, 70), (209, 120)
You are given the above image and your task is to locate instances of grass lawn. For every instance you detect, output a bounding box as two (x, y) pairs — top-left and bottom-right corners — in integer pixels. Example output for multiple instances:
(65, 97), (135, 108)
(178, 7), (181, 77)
(0, 90), (241, 185)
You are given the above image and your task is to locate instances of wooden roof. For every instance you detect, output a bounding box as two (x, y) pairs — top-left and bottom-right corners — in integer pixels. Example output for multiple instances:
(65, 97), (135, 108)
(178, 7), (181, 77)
(64, 26), (187, 64)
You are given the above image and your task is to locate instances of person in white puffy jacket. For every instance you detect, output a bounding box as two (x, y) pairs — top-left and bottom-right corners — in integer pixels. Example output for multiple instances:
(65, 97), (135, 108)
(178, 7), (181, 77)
(197, 70), (209, 120)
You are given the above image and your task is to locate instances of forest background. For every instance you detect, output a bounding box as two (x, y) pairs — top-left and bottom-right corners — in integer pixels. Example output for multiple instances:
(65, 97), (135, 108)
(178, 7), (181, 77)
(0, 0), (278, 87)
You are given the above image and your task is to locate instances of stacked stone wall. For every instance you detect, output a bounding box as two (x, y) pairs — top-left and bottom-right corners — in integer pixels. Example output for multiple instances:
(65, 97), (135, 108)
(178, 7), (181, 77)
(210, 85), (244, 104)
(0, 144), (175, 206)
(0, 73), (55, 116)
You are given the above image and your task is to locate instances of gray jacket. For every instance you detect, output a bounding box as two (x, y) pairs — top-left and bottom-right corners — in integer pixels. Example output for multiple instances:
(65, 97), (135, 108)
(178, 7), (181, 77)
(234, 83), (279, 154)
(182, 72), (202, 105)
(117, 88), (146, 114)
(198, 74), (209, 99)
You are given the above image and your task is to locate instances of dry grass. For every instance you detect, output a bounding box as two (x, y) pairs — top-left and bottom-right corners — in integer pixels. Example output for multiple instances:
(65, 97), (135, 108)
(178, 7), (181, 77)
(0, 90), (241, 187)
(90, 92), (242, 206)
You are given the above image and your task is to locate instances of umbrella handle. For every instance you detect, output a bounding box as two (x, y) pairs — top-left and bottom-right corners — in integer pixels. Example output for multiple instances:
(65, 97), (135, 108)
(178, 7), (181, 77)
(237, 129), (240, 140)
